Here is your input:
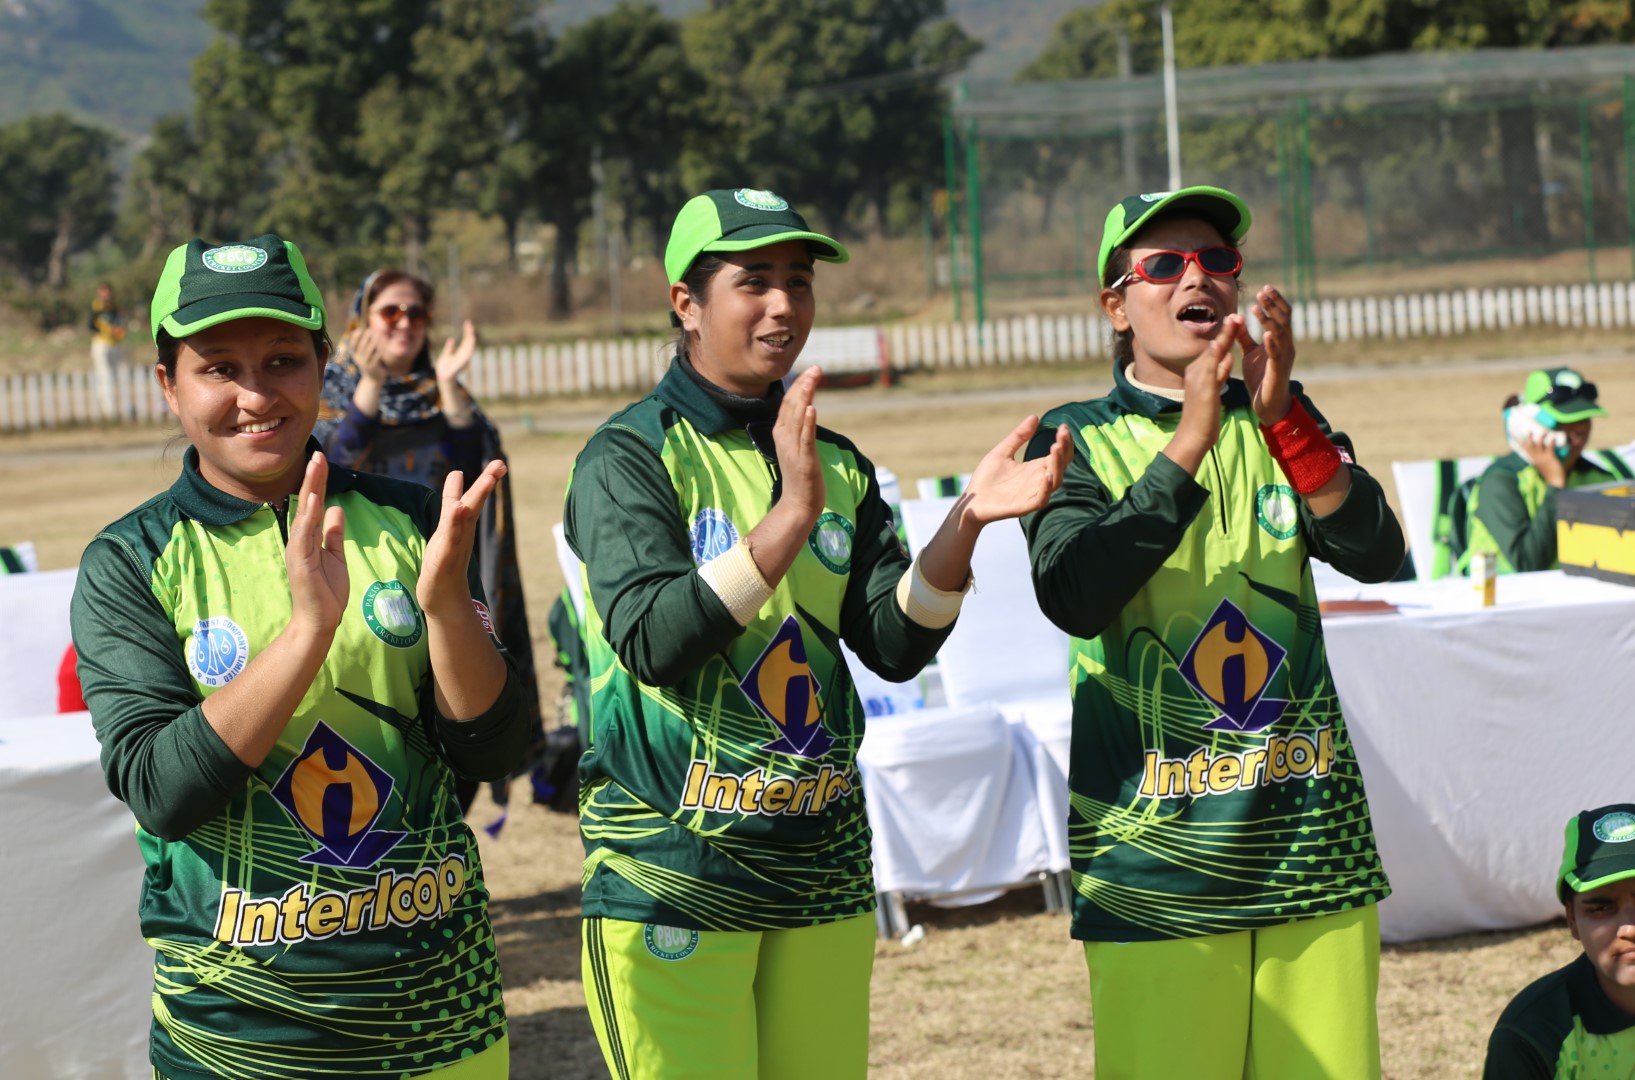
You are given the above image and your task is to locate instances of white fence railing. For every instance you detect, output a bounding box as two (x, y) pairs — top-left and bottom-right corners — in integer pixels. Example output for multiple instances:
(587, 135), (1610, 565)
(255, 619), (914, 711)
(6, 280), (1635, 431)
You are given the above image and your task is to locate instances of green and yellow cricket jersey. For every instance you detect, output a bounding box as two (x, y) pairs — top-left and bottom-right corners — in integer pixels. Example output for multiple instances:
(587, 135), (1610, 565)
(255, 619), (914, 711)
(1023, 364), (1405, 942)
(70, 442), (527, 1080)
(563, 359), (950, 932)
(1466, 452), (1615, 574)
(1485, 955), (1635, 1079)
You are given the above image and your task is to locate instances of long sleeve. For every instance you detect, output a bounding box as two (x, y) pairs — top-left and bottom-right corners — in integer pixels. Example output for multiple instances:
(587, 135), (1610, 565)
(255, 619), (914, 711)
(1473, 466), (1558, 572)
(1293, 393), (1406, 583)
(836, 445), (953, 682)
(1023, 419), (1209, 640)
(70, 535), (253, 841)
(565, 426), (743, 686)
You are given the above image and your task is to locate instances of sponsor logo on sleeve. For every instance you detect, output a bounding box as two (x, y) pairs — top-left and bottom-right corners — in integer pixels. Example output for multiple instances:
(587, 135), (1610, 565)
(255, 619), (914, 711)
(689, 508), (739, 566)
(472, 598), (496, 638)
(186, 615), (249, 687)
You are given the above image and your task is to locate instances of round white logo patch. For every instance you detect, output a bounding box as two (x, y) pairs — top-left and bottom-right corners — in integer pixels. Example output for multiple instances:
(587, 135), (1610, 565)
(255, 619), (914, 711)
(1594, 812), (1635, 843)
(807, 511), (855, 574)
(361, 580), (424, 649)
(201, 244), (268, 274)
(734, 188), (789, 212)
(187, 616), (250, 687)
(689, 509), (739, 566)
(1139, 192), (1172, 203)
(1255, 484), (1300, 541)
(644, 923), (699, 961)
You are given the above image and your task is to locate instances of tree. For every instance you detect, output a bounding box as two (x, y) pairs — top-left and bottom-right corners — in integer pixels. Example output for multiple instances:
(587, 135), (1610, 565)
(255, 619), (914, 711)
(0, 113), (118, 287)
(682, 0), (980, 236)
(555, 2), (709, 260)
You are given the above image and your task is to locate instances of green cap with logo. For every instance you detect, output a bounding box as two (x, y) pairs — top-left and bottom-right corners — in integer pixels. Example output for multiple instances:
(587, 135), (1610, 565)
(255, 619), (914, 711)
(150, 233), (326, 343)
(1098, 186), (1252, 286)
(664, 189), (849, 285)
(1524, 366), (1606, 425)
(1558, 804), (1635, 901)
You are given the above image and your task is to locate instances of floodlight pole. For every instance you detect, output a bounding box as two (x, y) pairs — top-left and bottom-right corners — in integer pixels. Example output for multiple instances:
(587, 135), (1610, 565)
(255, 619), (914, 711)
(1161, 2), (1181, 189)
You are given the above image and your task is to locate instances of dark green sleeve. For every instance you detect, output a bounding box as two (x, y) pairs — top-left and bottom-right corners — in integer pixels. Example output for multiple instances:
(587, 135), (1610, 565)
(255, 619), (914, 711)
(1481, 1023), (1555, 1080)
(69, 534), (253, 841)
(836, 442), (952, 682)
(1022, 415), (1210, 639)
(564, 425), (741, 686)
(1293, 392), (1407, 583)
(1474, 466), (1557, 572)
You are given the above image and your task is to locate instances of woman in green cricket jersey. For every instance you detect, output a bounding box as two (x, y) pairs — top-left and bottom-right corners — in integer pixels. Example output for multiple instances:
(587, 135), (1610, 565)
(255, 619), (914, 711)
(1022, 187), (1406, 1079)
(69, 234), (529, 1080)
(563, 188), (1073, 1078)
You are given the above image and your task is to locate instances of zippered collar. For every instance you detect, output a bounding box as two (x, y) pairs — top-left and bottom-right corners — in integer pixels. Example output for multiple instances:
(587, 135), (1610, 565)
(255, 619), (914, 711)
(1111, 359), (1252, 419)
(167, 437), (360, 525)
(654, 356), (784, 437)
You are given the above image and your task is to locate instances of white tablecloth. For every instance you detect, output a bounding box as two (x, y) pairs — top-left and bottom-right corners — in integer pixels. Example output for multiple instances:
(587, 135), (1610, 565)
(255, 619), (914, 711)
(0, 713), (149, 1079)
(1320, 569), (1635, 942)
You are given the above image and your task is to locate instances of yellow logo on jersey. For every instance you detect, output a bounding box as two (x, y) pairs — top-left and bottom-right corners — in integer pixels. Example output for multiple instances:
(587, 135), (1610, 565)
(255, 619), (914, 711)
(212, 855), (467, 946)
(1138, 727), (1337, 799)
(678, 760), (854, 817)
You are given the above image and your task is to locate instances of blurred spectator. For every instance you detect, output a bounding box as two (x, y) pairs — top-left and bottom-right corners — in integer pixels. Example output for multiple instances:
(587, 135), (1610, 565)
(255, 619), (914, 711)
(88, 281), (127, 420)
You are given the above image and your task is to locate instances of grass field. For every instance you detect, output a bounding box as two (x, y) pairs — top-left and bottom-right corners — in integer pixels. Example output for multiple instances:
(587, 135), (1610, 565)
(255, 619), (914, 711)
(4, 341), (1632, 1078)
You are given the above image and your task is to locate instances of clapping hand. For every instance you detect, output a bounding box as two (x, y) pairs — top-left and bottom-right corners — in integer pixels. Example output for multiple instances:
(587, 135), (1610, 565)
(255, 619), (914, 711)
(961, 418), (1073, 526)
(418, 460), (506, 618)
(1239, 285), (1295, 426)
(773, 367), (827, 527)
(285, 453), (348, 637)
(436, 320), (478, 387)
(348, 327), (393, 386)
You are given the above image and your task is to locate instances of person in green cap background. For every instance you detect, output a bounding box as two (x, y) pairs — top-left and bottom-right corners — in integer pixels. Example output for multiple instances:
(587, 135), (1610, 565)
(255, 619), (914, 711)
(1022, 186), (1405, 1079)
(69, 233), (529, 1079)
(563, 187), (1072, 1078)
(1464, 366), (1614, 575)
(1484, 803), (1635, 1078)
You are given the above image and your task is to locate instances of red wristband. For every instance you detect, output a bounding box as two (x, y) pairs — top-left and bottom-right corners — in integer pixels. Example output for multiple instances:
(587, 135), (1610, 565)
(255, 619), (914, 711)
(1260, 399), (1342, 495)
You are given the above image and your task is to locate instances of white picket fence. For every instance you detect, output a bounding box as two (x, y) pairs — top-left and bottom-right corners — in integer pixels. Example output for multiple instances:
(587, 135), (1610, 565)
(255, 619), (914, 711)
(6, 280), (1635, 431)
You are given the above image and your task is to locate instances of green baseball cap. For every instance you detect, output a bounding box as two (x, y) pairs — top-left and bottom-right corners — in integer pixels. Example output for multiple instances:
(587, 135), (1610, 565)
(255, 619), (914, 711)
(664, 189), (849, 285)
(1098, 186), (1252, 287)
(1559, 804), (1635, 902)
(1524, 367), (1606, 425)
(150, 233), (325, 343)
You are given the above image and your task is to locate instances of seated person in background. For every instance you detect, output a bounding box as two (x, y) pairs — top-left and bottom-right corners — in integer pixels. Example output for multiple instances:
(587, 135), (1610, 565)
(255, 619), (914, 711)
(1484, 804), (1635, 1078)
(1464, 367), (1611, 574)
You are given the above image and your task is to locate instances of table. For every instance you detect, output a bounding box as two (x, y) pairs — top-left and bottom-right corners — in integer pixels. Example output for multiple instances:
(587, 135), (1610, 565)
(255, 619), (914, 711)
(1319, 569), (1635, 942)
(0, 712), (150, 1079)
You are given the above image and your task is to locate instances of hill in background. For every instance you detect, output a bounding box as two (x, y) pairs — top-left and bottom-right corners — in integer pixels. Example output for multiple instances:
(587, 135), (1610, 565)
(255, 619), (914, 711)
(0, 0), (1089, 135)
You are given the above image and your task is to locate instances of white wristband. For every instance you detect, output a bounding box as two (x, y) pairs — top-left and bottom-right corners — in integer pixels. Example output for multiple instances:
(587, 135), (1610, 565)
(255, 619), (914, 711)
(699, 538), (775, 626)
(894, 555), (973, 630)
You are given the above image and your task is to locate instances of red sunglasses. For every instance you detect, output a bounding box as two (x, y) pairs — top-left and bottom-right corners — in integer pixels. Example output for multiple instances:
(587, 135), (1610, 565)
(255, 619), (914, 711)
(372, 302), (429, 327)
(1110, 246), (1242, 289)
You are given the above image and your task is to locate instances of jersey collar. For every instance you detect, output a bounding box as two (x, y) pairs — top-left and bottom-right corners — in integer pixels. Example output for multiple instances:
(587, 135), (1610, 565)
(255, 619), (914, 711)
(1569, 954), (1635, 1035)
(169, 437), (361, 525)
(1112, 360), (1253, 420)
(655, 356), (784, 436)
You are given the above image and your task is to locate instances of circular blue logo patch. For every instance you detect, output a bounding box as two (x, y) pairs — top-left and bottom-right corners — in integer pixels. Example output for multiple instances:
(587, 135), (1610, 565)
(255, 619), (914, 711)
(187, 616), (249, 687)
(689, 509), (739, 566)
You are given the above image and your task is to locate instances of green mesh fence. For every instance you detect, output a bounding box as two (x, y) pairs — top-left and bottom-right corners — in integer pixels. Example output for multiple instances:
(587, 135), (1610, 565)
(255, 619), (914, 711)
(945, 46), (1635, 321)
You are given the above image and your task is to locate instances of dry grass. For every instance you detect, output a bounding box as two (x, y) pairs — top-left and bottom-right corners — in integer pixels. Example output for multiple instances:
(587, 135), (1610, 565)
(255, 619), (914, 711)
(6, 346), (1634, 1078)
